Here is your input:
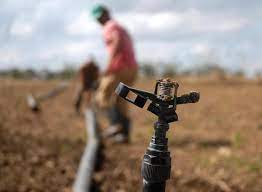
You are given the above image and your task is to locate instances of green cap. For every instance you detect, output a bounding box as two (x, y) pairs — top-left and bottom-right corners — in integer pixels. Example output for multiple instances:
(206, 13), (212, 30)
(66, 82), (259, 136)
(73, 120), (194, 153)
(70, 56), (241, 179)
(91, 4), (106, 19)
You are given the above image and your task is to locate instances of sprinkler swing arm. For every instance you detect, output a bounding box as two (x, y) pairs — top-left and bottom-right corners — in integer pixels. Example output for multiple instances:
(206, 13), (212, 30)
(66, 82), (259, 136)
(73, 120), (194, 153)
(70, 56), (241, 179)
(115, 82), (200, 123)
(115, 79), (200, 192)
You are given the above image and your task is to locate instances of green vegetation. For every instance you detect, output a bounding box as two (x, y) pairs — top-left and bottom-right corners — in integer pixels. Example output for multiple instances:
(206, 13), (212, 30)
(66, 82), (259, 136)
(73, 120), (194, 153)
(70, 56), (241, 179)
(162, 64), (178, 77)
(232, 132), (246, 148)
(224, 156), (262, 173)
(140, 64), (156, 77)
(0, 66), (76, 80)
(0, 61), (250, 80)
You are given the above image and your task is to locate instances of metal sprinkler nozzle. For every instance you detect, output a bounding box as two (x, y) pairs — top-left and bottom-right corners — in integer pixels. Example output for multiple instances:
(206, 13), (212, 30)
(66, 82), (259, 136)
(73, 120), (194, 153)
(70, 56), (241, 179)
(115, 79), (200, 192)
(155, 78), (179, 101)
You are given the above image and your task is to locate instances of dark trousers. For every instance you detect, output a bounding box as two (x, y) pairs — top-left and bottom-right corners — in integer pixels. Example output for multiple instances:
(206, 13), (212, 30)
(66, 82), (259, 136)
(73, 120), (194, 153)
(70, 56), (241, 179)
(108, 105), (130, 137)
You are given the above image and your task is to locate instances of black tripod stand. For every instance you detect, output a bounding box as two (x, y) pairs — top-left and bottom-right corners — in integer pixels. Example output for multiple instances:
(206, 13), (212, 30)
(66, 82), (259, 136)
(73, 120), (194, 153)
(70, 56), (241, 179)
(115, 78), (200, 192)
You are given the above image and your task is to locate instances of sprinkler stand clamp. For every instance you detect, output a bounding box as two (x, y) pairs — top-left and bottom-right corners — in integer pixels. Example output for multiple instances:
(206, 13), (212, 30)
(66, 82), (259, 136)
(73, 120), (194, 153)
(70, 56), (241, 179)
(115, 78), (200, 192)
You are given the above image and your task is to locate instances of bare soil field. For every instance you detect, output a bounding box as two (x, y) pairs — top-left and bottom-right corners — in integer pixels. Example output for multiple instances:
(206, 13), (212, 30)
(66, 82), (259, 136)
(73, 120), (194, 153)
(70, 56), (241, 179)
(0, 77), (261, 192)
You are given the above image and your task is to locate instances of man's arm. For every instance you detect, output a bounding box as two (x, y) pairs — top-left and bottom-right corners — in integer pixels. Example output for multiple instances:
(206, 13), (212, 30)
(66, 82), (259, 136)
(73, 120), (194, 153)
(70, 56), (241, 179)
(105, 30), (121, 75)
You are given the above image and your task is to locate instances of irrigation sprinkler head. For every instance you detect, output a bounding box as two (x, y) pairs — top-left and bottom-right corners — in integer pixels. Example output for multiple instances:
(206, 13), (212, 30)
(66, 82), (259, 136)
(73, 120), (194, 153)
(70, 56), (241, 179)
(26, 94), (40, 112)
(115, 78), (200, 123)
(115, 78), (200, 192)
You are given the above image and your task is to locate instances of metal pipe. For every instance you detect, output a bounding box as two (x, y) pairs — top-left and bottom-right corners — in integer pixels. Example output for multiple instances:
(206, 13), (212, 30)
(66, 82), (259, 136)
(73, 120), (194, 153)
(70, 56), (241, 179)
(26, 81), (69, 111)
(37, 81), (69, 102)
(73, 108), (101, 192)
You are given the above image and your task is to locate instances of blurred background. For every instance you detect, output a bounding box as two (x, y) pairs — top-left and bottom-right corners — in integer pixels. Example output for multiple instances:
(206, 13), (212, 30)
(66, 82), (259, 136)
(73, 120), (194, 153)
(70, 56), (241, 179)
(0, 1), (261, 192)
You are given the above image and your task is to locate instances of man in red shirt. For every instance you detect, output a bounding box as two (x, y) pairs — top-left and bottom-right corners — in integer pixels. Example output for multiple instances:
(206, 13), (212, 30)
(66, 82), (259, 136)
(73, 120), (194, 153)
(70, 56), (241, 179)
(92, 5), (138, 143)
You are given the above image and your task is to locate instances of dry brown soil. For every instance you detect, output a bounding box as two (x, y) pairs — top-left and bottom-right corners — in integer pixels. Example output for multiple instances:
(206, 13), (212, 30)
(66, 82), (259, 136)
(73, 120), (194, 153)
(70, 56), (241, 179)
(0, 77), (261, 192)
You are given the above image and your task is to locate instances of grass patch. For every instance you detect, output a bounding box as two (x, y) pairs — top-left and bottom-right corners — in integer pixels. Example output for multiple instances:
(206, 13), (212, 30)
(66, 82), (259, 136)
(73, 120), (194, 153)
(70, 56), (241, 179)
(224, 156), (262, 173)
(232, 132), (245, 148)
(247, 160), (262, 173)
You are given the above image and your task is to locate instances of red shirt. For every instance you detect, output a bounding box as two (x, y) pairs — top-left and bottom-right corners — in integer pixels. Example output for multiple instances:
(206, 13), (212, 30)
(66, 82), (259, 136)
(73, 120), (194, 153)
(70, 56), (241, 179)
(103, 20), (137, 73)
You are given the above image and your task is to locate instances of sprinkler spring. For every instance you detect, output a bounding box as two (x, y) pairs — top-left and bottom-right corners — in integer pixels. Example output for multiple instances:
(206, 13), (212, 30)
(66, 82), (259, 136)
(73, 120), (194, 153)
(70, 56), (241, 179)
(115, 78), (200, 192)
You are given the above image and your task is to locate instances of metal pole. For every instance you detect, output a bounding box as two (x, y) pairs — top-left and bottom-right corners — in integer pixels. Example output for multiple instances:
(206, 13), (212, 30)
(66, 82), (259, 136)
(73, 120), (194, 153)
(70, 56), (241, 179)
(73, 108), (101, 192)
